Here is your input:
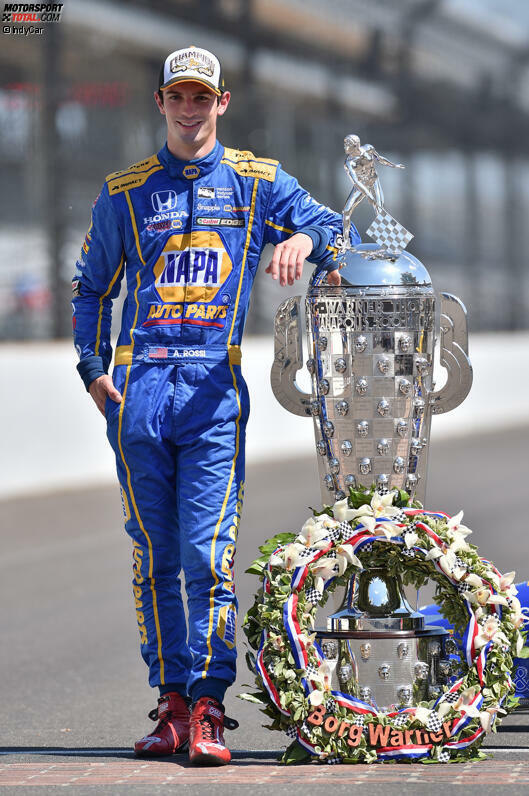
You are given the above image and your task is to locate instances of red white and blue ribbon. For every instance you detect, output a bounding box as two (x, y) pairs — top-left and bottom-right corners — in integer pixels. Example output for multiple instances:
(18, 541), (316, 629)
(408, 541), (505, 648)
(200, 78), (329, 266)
(476, 641), (492, 686)
(449, 692), (484, 736)
(256, 631), (290, 717)
(462, 602), (479, 666)
(376, 744), (432, 761)
(331, 690), (377, 715)
(444, 725), (485, 750)
(291, 565), (309, 592)
(296, 728), (319, 755)
(283, 593), (309, 672)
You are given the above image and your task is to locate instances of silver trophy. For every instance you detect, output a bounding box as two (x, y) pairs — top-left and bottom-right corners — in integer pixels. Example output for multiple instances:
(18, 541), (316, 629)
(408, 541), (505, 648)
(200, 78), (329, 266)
(271, 134), (472, 710)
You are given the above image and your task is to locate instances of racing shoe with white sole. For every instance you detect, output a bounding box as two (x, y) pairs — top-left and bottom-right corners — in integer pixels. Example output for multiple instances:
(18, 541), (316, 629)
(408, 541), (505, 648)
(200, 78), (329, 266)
(189, 697), (239, 766)
(134, 692), (190, 756)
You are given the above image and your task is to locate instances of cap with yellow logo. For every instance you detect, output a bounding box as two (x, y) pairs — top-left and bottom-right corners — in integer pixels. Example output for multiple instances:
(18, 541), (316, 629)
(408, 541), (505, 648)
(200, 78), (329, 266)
(159, 46), (224, 96)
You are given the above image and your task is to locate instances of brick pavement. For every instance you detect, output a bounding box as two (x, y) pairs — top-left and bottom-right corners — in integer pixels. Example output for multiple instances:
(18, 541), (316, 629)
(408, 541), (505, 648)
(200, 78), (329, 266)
(1, 759), (529, 786)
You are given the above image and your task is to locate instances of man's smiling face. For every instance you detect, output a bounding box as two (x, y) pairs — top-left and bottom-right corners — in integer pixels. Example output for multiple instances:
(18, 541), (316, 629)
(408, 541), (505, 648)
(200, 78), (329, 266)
(154, 81), (230, 160)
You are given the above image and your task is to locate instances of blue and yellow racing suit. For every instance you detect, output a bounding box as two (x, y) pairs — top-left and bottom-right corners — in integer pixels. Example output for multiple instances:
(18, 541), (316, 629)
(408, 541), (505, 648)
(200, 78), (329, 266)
(72, 141), (359, 700)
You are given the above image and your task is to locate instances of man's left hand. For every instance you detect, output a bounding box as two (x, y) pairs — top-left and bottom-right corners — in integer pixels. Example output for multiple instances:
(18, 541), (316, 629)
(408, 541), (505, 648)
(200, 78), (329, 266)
(266, 233), (341, 286)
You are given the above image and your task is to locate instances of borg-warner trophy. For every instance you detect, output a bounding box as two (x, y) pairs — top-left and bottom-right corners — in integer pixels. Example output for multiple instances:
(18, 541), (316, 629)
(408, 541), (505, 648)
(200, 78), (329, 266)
(270, 135), (473, 712)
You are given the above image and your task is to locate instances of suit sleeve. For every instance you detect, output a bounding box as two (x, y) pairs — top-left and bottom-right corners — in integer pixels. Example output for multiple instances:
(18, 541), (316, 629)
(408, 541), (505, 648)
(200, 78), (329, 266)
(72, 183), (125, 390)
(263, 165), (360, 269)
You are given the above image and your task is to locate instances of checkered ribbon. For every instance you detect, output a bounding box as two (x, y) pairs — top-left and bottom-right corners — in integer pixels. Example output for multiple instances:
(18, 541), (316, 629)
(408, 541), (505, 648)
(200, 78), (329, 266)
(438, 749), (451, 763)
(325, 697), (337, 714)
(328, 525), (344, 542)
(297, 547), (316, 560)
(285, 724), (298, 739)
(426, 712), (443, 732)
(305, 587), (323, 605)
(325, 756), (342, 765)
(366, 210), (413, 253)
(392, 713), (409, 728)
(305, 661), (319, 677)
(394, 509), (407, 524)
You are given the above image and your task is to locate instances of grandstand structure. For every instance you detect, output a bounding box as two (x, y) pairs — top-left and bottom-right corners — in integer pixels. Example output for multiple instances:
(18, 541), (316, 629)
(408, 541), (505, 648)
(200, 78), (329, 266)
(0, 0), (528, 337)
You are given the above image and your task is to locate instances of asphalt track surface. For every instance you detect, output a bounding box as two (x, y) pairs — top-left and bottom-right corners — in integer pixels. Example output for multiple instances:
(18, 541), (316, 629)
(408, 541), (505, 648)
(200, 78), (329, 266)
(1, 427), (529, 793)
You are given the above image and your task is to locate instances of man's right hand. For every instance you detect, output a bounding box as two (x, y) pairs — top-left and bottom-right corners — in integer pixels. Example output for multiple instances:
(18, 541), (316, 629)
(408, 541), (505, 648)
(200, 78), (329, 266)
(88, 374), (122, 416)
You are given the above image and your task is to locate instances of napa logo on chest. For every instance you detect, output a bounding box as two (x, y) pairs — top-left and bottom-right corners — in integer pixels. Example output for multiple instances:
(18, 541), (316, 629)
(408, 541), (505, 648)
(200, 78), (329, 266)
(153, 232), (233, 303)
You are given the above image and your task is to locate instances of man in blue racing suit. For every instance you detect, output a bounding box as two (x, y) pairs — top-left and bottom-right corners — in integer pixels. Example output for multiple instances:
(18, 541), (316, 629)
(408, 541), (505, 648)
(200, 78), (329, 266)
(72, 45), (359, 765)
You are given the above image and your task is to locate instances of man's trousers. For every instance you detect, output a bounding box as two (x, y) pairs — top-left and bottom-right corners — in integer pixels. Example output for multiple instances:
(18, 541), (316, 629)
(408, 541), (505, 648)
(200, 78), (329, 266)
(105, 350), (248, 695)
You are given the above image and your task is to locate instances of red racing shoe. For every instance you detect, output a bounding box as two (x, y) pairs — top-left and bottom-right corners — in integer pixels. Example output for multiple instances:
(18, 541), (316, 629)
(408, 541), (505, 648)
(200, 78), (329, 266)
(134, 692), (190, 756)
(189, 697), (239, 766)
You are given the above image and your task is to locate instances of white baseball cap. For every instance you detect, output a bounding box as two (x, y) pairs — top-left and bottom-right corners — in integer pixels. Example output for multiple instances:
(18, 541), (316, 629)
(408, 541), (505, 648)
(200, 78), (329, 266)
(159, 46), (224, 96)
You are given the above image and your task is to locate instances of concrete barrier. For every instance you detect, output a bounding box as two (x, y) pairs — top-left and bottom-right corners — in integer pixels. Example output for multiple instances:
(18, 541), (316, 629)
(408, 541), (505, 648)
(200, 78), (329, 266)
(1, 332), (527, 498)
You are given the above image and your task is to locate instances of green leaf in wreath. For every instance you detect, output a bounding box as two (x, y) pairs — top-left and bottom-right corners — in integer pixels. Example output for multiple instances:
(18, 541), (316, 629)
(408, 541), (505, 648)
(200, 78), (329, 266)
(237, 692), (266, 705)
(281, 741), (312, 765)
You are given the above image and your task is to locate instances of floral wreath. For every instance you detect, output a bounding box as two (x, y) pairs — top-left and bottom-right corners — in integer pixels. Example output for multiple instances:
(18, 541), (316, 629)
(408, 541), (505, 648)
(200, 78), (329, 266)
(242, 486), (526, 764)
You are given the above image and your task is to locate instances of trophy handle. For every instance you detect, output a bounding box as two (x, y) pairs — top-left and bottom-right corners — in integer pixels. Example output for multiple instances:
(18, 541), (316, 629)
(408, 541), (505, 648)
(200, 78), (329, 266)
(271, 296), (313, 417)
(429, 292), (473, 415)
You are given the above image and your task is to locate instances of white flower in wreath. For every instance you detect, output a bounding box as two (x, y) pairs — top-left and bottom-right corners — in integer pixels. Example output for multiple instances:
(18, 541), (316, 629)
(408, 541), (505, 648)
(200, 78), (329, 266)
(312, 557), (340, 592)
(414, 706), (432, 726)
(454, 686), (481, 717)
(335, 543), (362, 575)
(308, 689), (325, 706)
(306, 659), (336, 692)
(486, 571), (520, 605)
(269, 550), (286, 568)
(446, 510), (472, 544)
(298, 516), (338, 548)
(425, 546), (466, 581)
(403, 529), (419, 549)
(283, 542), (310, 571)
(465, 586), (508, 608)
(479, 705), (506, 733)
(475, 616), (508, 649)
(332, 491), (400, 532)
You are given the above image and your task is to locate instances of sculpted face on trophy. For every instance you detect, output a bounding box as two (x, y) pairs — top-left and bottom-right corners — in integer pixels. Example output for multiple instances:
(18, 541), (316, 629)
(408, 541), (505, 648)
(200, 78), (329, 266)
(271, 132), (473, 506)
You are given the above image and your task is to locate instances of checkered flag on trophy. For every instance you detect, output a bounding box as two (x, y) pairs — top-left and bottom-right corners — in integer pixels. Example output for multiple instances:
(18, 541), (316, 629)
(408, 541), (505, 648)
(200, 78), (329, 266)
(366, 210), (413, 255)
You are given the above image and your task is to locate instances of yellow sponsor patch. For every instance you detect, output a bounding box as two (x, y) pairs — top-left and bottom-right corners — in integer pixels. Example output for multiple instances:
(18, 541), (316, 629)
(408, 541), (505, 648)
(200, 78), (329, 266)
(183, 165), (201, 179)
(222, 148), (278, 182)
(216, 603), (237, 649)
(107, 165), (163, 195)
(153, 231), (233, 304)
(132, 541), (148, 645)
(106, 154), (160, 181)
(120, 485), (130, 523)
(144, 302), (228, 328)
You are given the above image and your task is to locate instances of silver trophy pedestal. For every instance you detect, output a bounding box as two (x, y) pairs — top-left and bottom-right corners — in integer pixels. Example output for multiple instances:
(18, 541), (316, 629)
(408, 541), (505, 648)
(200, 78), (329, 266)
(316, 569), (456, 712)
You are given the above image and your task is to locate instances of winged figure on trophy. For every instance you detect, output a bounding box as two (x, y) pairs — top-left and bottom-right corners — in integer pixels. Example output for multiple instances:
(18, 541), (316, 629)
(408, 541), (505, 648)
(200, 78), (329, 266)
(338, 133), (413, 259)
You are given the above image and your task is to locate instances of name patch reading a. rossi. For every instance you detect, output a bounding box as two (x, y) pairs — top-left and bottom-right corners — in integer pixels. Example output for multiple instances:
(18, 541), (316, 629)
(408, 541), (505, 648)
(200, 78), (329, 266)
(146, 346), (207, 359)
(308, 705), (452, 748)
(153, 232), (233, 304)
